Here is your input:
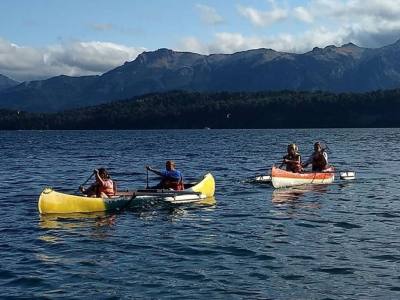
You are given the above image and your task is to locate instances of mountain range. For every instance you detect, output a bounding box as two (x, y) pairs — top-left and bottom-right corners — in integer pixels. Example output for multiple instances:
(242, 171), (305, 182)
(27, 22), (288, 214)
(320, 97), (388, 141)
(0, 74), (19, 91)
(1, 39), (400, 112)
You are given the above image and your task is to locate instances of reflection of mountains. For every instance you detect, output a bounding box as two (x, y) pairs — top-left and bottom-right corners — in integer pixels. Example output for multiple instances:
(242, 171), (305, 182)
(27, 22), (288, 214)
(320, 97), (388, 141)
(272, 185), (328, 204)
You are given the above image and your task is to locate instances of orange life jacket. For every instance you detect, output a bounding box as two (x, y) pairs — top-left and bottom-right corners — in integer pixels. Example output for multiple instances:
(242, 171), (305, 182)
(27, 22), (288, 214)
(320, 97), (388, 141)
(284, 153), (302, 173)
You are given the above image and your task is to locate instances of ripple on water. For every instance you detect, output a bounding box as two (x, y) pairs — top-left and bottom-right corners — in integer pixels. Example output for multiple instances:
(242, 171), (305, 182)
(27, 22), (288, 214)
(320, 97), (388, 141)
(313, 267), (355, 275)
(6, 276), (48, 288)
(333, 221), (362, 229)
(1, 129), (400, 299)
(369, 255), (400, 262)
(280, 274), (305, 280)
(0, 269), (15, 280)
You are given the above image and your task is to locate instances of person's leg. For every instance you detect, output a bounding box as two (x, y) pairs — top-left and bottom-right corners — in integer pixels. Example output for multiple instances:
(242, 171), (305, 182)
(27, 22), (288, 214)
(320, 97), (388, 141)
(84, 184), (98, 197)
(100, 192), (109, 198)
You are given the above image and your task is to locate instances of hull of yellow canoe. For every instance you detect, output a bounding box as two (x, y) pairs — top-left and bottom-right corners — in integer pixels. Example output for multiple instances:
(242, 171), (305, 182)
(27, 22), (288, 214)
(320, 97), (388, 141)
(38, 173), (215, 213)
(38, 188), (132, 214)
(186, 172), (215, 198)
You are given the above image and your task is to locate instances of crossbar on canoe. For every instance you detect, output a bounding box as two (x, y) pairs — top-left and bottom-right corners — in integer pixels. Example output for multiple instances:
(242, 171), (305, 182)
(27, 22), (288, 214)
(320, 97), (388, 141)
(116, 190), (202, 197)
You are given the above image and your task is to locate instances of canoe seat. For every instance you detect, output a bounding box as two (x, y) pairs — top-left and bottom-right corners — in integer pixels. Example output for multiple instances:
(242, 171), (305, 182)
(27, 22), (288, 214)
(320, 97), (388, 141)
(182, 182), (197, 189)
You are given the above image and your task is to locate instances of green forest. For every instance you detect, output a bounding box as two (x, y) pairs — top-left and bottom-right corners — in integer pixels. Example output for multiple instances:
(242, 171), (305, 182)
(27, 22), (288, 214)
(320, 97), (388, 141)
(1, 89), (400, 129)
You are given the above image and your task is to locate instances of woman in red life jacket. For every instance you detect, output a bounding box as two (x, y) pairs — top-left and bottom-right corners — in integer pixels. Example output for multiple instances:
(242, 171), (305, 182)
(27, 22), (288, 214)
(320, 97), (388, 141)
(79, 168), (115, 198)
(280, 143), (302, 173)
(302, 142), (329, 172)
(146, 160), (184, 190)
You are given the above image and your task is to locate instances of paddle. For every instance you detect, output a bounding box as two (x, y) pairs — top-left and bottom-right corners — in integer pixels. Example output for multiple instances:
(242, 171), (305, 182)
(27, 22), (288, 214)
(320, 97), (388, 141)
(146, 168), (149, 189)
(78, 172), (95, 192)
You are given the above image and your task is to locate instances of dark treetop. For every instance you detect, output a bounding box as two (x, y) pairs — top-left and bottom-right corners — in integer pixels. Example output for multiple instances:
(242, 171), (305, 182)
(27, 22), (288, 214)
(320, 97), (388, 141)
(1, 89), (399, 129)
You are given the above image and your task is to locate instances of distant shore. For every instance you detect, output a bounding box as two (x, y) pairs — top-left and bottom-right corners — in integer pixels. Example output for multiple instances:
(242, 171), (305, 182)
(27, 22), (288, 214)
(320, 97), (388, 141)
(1, 89), (399, 129)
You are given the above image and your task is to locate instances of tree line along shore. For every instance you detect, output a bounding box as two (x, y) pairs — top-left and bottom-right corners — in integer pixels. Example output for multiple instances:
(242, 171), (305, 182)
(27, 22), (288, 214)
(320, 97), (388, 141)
(0, 89), (399, 129)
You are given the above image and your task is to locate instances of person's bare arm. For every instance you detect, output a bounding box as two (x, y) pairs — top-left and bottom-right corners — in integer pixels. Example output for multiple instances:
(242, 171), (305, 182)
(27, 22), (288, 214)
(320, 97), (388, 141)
(146, 166), (163, 177)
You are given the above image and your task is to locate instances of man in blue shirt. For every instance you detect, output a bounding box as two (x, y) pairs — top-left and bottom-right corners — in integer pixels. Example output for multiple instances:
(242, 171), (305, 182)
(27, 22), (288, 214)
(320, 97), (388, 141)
(146, 160), (184, 190)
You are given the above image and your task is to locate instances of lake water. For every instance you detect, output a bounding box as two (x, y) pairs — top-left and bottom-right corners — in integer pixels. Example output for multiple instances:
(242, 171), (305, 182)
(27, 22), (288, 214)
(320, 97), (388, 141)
(1, 129), (400, 299)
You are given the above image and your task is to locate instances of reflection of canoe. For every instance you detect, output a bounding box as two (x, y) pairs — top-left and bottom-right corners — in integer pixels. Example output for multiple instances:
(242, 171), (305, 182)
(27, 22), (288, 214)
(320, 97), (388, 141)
(39, 212), (112, 229)
(271, 166), (334, 188)
(38, 173), (215, 214)
(272, 185), (328, 203)
(272, 188), (308, 203)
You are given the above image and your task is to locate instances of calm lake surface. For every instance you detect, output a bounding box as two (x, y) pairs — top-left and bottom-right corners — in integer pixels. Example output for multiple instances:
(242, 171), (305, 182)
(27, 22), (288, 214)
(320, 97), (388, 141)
(1, 129), (400, 299)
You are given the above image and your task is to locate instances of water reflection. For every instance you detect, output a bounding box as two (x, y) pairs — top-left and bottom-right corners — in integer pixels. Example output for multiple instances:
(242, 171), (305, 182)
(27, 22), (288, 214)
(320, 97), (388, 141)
(129, 196), (217, 221)
(193, 196), (217, 207)
(271, 185), (328, 204)
(39, 197), (216, 228)
(39, 212), (116, 230)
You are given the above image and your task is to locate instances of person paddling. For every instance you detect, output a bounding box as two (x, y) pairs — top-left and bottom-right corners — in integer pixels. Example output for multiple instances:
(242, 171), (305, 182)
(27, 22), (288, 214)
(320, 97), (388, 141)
(146, 160), (184, 190)
(279, 143), (302, 173)
(79, 168), (115, 198)
(302, 142), (329, 172)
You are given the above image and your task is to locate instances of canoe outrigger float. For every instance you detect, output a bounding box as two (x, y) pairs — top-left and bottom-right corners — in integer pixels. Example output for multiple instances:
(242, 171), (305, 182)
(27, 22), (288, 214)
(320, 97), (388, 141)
(253, 175), (272, 183)
(38, 173), (215, 214)
(251, 167), (354, 186)
(271, 166), (335, 189)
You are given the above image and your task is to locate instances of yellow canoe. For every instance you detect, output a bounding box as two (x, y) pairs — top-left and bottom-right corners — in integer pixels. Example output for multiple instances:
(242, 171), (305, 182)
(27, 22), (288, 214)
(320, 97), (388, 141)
(38, 172), (215, 214)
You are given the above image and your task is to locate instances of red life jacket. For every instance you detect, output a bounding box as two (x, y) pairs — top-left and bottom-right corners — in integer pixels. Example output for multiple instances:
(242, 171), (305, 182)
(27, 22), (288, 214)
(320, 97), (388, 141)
(161, 176), (184, 190)
(167, 180), (185, 191)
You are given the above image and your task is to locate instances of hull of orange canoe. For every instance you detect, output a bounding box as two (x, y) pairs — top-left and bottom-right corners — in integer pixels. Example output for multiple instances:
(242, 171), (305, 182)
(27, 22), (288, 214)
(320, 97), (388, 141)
(271, 166), (335, 188)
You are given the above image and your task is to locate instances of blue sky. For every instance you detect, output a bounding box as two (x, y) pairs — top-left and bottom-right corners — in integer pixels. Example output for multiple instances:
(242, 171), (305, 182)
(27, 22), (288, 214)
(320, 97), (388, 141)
(1, 0), (400, 81)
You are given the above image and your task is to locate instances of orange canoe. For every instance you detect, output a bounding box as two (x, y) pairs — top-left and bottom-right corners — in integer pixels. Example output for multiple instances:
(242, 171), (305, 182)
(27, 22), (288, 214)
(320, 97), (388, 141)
(271, 166), (335, 188)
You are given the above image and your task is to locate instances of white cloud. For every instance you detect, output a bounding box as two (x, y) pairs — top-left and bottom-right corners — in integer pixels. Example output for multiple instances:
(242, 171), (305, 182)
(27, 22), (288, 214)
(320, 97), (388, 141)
(178, 36), (209, 54)
(0, 38), (145, 81)
(195, 4), (224, 25)
(300, 0), (400, 47)
(312, 0), (400, 20)
(177, 26), (363, 55)
(179, 0), (400, 54)
(178, 32), (282, 54)
(293, 6), (314, 23)
(237, 0), (288, 27)
(0, 39), (43, 72)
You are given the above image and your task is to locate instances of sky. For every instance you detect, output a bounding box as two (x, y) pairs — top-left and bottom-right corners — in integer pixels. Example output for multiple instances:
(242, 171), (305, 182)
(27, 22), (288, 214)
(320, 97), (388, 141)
(1, 0), (400, 81)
